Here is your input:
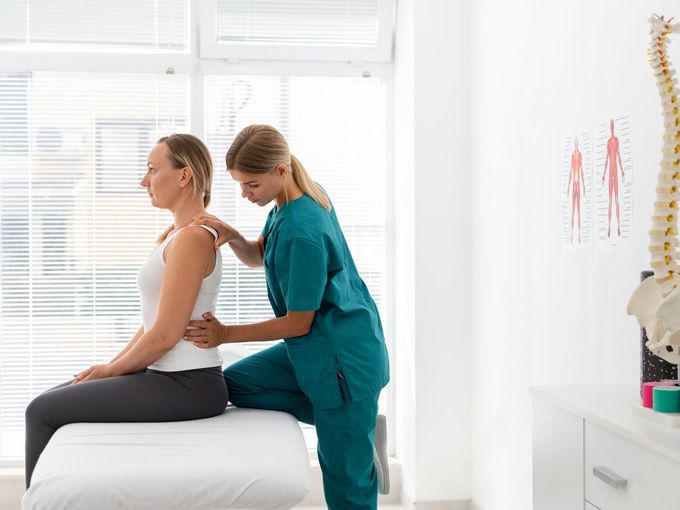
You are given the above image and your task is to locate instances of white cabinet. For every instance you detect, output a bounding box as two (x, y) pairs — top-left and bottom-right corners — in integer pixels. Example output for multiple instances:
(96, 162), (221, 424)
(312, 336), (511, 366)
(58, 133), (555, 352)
(532, 399), (583, 510)
(532, 385), (680, 510)
(585, 421), (680, 509)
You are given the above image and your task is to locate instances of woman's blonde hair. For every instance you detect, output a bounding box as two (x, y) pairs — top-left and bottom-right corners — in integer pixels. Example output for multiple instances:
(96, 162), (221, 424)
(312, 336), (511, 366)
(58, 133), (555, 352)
(225, 124), (330, 211)
(155, 133), (214, 244)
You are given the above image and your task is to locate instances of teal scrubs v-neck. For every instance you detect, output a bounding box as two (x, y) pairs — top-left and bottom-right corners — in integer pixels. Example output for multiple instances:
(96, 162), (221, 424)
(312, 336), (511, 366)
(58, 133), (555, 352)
(261, 194), (389, 409)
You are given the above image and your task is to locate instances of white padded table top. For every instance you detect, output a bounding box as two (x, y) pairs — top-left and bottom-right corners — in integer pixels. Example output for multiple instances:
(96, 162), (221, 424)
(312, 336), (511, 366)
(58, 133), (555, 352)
(22, 407), (310, 510)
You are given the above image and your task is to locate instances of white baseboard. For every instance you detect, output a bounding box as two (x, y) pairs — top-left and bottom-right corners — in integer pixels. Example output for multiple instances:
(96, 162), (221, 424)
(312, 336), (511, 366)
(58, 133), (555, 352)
(400, 490), (472, 510)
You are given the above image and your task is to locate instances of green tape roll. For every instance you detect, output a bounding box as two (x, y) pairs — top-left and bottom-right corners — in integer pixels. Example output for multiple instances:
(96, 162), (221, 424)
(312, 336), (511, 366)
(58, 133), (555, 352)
(653, 386), (680, 413)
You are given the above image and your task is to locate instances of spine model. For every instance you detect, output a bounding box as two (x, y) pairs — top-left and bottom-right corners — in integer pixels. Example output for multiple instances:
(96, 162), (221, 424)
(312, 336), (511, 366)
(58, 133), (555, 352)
(628, 15), (680, 365)
(648, 15), (680, 296)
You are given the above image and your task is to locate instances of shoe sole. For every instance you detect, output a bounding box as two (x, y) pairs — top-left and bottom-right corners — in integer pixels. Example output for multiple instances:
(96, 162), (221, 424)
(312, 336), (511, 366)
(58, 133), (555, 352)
(374, 413), (389, 495)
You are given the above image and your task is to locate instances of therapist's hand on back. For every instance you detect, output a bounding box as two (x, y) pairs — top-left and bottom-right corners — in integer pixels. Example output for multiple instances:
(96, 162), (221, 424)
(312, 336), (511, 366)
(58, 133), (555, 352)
(184, 311), (228, 348)
(190, 213), (240, 251)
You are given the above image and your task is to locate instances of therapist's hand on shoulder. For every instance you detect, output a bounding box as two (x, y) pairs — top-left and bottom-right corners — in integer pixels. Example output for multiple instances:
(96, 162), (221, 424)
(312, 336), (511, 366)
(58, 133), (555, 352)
(184, 311), (228, 348)
(190, 213), (240, 251)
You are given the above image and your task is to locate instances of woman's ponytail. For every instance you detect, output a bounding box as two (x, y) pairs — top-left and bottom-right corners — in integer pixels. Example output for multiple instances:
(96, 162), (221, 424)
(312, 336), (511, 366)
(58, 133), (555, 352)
(290, 154), (330, 211)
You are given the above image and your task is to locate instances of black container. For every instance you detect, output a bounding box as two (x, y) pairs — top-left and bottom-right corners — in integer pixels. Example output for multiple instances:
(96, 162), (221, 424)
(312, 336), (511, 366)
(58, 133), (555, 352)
(640, 270), (677, 395)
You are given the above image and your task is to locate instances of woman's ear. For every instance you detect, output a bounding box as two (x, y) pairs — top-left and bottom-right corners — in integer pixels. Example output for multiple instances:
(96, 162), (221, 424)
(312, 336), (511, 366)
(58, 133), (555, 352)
(179, 166), (193, 187)
(276, 164), (288, 177)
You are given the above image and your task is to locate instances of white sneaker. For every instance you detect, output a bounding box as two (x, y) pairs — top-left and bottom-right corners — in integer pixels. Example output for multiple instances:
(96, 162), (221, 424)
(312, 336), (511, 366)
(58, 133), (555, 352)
(373, 413), (389, 495)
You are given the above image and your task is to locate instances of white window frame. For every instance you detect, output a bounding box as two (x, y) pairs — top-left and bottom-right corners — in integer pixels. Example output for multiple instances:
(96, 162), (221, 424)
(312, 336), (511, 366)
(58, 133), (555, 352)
(0, 0), (397, 463)
(197, 0), (396, 63)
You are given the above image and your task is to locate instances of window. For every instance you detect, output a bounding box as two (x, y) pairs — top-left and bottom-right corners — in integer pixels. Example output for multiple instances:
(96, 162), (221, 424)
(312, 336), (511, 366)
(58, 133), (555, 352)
(199, 0), (395, 62)
(0, 0), (393, 463)
(95, 120), (168, 193)
(0, 0), (189, 53)
(0, 73), (28, 154)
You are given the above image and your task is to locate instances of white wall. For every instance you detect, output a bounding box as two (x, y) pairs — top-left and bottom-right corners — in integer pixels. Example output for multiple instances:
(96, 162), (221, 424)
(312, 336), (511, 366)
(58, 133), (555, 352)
(393, 0), (472, 506)
(393, 0), (417, 501)
(413, 0), (471, 503)
(469, 1), (680, 509)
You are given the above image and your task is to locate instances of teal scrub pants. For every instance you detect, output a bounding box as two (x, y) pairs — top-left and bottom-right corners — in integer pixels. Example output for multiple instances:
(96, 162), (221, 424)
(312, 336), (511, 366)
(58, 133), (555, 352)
(223, 342), (379, 510)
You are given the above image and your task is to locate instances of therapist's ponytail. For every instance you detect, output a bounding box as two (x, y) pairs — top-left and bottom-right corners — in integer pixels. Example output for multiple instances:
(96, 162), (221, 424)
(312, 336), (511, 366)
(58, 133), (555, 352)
(289, 154), (330, 211)
(226, 124), (331, 211)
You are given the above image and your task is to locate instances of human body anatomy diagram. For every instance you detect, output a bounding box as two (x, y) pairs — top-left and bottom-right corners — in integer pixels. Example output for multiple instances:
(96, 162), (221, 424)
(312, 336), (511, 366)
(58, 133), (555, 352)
(602, 119), (625, 237)
(562, 130), (593, 248)
(594, 115), (633, 248)
(566, 137), (587, 243)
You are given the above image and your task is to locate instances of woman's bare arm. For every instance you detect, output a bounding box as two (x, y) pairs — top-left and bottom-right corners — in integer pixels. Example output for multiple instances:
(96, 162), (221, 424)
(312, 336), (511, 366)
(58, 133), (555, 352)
(109, 325), (144, 363)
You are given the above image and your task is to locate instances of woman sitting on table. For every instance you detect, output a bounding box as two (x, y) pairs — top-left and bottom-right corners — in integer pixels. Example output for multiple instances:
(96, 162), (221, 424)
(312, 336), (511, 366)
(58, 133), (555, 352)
(24, 133), (228, 488)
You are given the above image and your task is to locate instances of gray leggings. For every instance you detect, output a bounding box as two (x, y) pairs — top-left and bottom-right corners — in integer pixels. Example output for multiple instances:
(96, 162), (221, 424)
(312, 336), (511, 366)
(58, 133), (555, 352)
(24, 366), (228, 488)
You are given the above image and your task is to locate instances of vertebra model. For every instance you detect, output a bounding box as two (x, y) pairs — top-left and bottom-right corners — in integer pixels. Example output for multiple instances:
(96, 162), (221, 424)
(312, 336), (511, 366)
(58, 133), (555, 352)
(628, 15), (680, 364)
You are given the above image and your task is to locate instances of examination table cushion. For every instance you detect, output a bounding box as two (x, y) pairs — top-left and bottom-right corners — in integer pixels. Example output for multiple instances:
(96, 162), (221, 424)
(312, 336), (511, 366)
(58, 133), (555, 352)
(22, 407), (310, 510)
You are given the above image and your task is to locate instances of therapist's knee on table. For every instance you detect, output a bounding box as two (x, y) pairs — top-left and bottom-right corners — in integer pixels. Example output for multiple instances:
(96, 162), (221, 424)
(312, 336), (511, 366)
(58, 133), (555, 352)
(223, 366), (249, 397)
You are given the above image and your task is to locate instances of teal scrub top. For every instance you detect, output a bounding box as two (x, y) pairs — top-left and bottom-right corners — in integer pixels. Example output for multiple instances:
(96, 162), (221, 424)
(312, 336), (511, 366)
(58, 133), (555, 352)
(261, 192), (390, 409)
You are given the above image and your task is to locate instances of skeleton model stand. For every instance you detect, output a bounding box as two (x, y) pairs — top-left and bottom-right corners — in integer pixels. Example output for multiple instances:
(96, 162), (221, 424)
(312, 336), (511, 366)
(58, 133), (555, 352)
(628, 15), (680, 365)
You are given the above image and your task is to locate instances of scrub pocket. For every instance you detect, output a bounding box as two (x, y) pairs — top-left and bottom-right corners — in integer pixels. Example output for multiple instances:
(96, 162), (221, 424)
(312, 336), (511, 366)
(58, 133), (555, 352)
(285, 338), (343, 409)
(336, 358), (352, 404)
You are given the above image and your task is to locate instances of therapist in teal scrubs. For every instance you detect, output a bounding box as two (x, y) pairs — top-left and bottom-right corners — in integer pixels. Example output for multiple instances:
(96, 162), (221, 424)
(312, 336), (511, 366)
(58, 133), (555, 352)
(184, 124), (390, 510)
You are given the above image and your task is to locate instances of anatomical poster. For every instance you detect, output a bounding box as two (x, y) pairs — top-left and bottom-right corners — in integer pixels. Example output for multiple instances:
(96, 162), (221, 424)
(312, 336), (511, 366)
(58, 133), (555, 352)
(561, 127), (593, 250)
(593, 114), (633, 251)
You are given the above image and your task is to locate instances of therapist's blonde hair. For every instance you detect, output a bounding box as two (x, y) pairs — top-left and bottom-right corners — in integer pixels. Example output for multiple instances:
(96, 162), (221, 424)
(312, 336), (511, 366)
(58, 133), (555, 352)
(156, 133), (214, 244)
(226, 124), (331, 211)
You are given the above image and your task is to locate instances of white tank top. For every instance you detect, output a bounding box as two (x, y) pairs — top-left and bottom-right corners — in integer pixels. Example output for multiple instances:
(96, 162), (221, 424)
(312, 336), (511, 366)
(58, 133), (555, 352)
(137, 225), (223, 372)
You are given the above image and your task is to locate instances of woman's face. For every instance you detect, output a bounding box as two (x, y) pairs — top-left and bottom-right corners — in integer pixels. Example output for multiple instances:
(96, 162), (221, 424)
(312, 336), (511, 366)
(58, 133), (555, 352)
(229, 167), (284, 207)
(141, 143), (184, 209)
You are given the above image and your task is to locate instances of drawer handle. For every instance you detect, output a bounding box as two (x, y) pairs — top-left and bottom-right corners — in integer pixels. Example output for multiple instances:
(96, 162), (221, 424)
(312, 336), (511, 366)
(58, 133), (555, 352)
(593, 466), (627, 489)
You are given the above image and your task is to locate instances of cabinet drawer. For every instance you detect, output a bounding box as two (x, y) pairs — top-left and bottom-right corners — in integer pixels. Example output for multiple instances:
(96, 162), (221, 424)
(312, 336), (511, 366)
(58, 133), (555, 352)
(585, 421), (680, 509)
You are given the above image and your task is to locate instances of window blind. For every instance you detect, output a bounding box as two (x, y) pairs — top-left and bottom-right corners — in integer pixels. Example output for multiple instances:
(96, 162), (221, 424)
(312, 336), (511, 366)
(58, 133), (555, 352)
(0, 72), (190, 461)
(216, 0), (380, 47)
(0, 0), (189, 52)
